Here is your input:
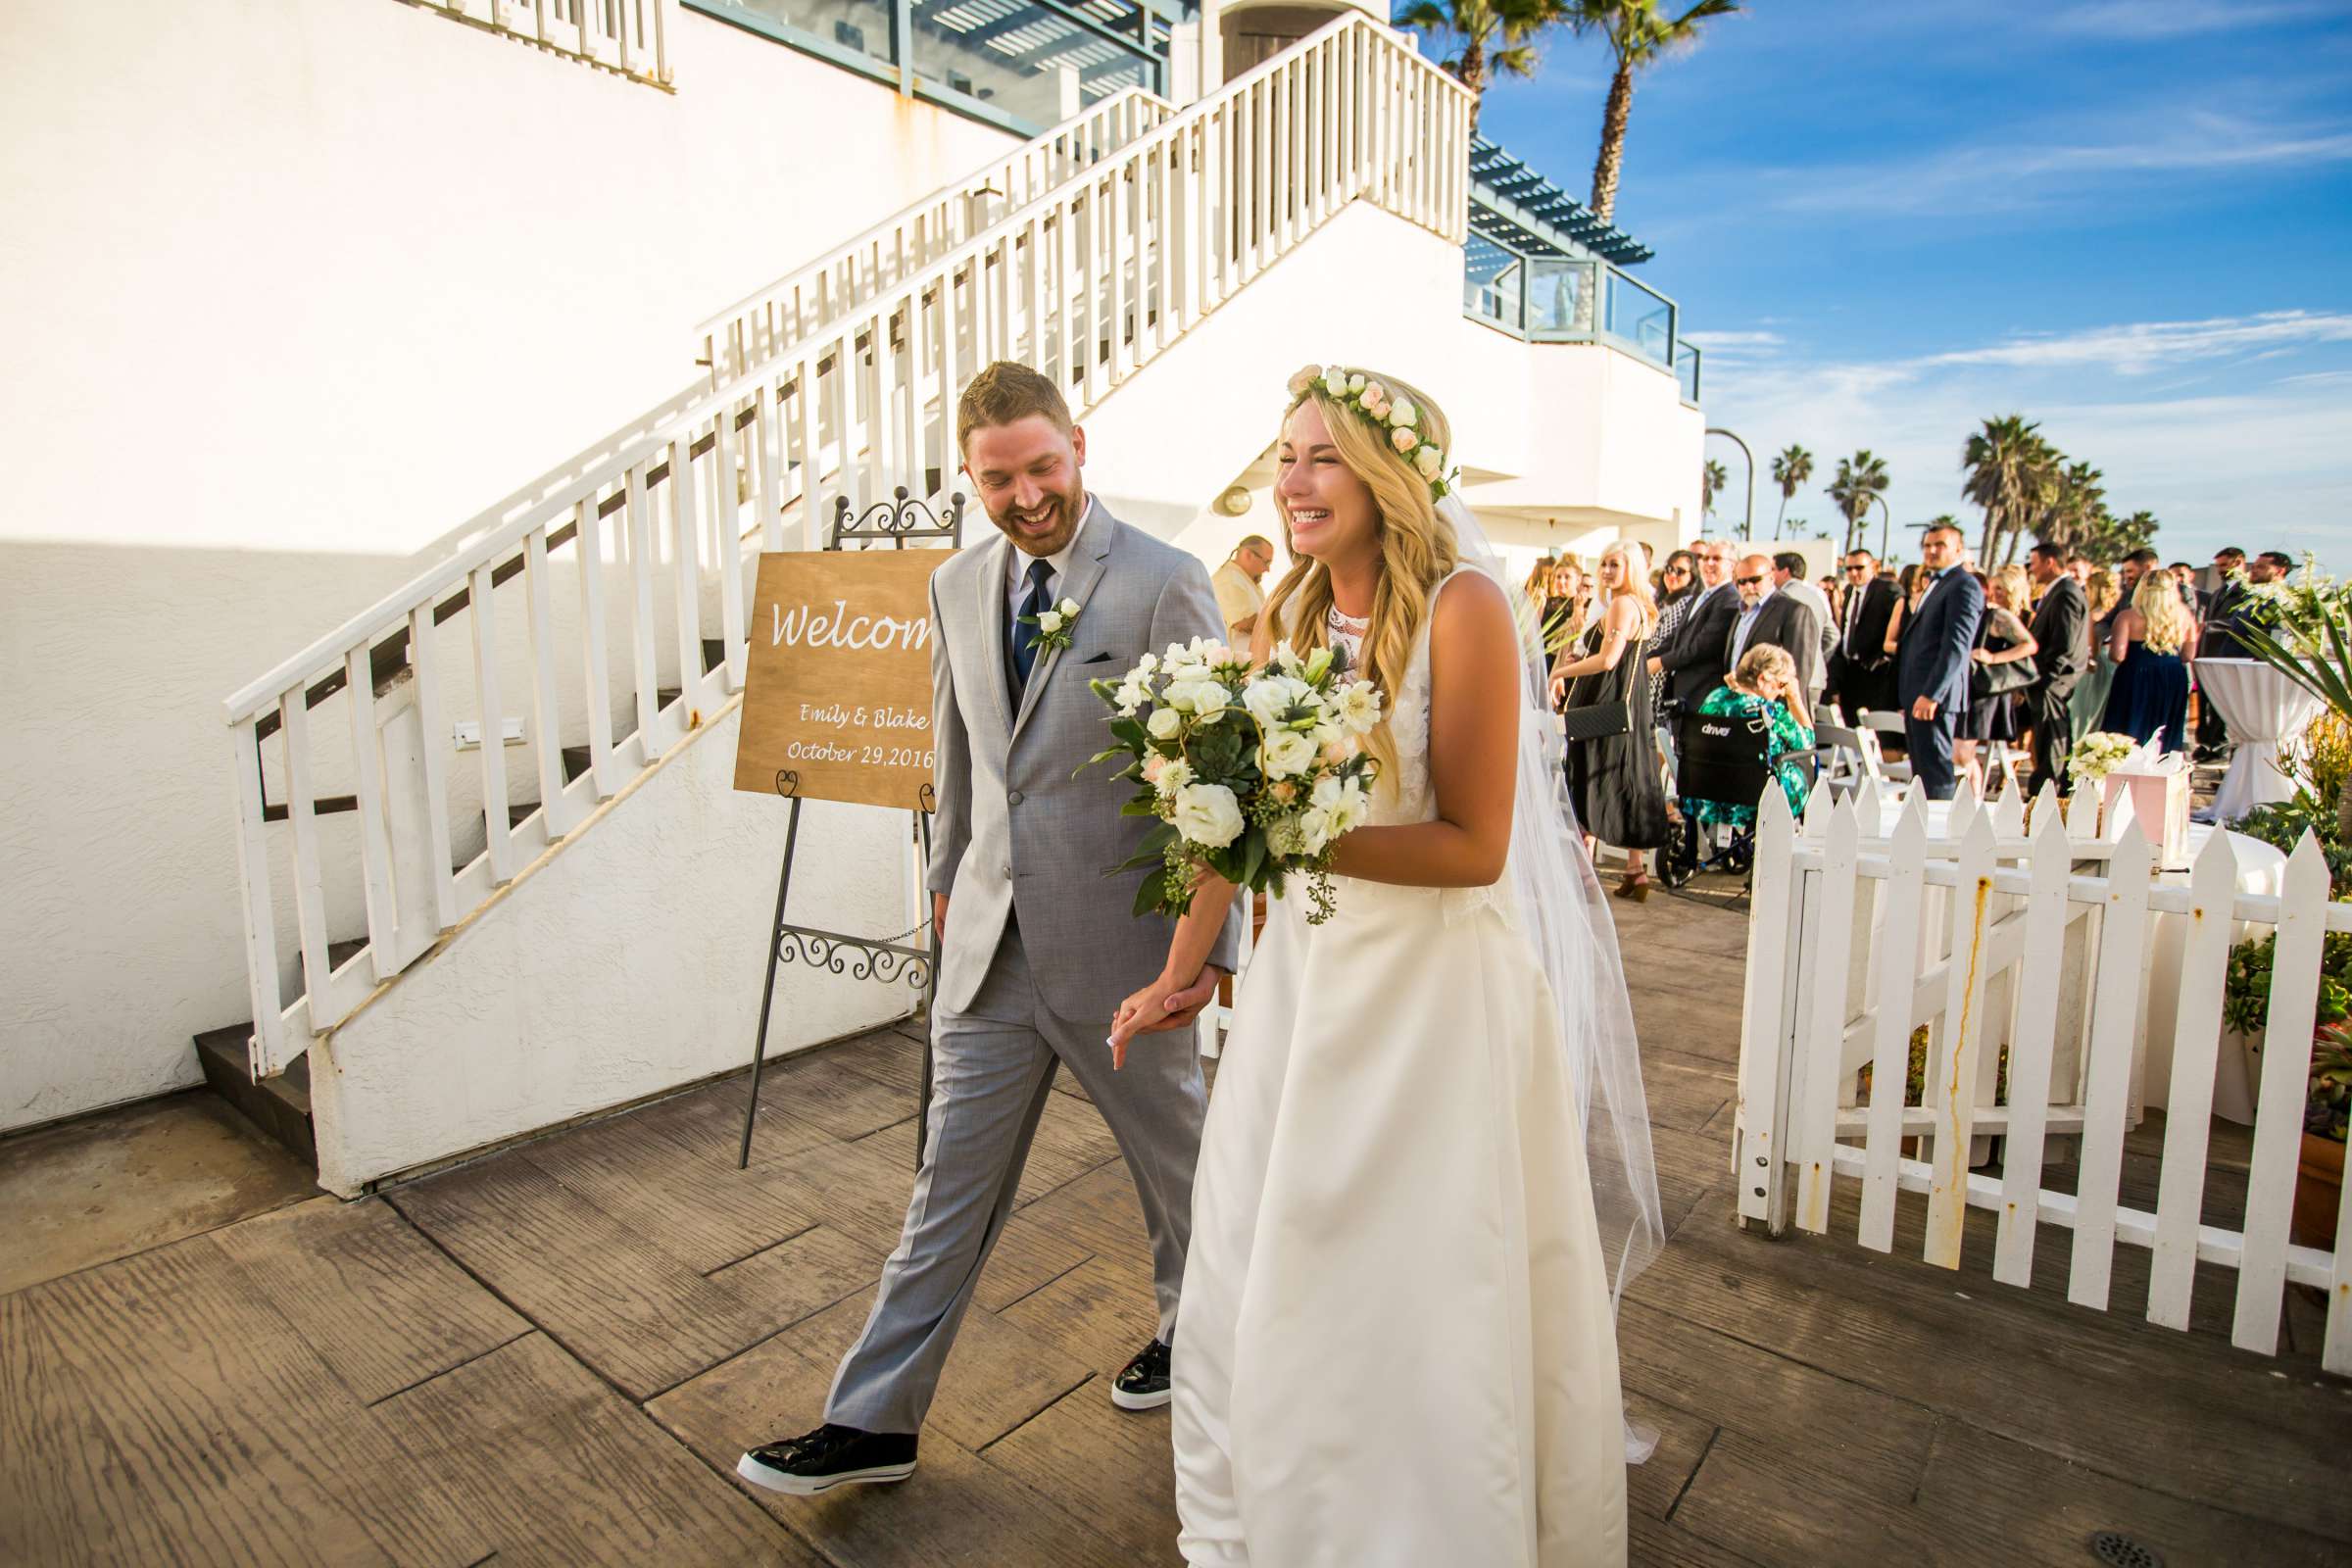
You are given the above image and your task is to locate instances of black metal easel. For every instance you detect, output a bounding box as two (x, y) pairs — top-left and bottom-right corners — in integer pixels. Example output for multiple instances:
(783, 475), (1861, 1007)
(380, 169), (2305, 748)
(738, 489), (962, 1171)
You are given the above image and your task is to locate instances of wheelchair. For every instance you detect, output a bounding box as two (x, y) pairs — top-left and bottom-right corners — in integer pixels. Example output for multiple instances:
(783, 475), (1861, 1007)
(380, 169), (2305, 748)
(1659, 704), (1815, 889)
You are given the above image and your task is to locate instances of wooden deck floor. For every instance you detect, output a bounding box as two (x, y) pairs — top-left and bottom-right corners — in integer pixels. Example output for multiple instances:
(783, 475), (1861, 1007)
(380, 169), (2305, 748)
(4, 889), (2344, 1566)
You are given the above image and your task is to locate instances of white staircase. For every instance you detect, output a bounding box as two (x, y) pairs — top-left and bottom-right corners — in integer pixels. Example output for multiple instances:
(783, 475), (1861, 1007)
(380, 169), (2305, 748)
(221, 14), (1470, 1105)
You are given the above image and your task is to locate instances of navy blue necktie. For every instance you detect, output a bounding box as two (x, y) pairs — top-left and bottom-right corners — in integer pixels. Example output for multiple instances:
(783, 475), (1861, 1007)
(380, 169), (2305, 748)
(1010, 559), (1052, 690)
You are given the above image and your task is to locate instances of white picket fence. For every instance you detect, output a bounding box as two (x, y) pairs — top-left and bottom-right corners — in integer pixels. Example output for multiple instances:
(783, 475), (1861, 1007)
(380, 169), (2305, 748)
(220, 14), (1470, 1079)
(1735, 776), (2351, 1375)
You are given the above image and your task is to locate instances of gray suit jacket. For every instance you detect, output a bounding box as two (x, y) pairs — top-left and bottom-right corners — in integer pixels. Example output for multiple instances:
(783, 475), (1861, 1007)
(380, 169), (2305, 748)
(927, 500), (1239, 1023)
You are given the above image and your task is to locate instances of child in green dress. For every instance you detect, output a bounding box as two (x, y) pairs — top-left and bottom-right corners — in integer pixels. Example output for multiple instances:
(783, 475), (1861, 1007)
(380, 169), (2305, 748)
(1691, 644), (1815, 831)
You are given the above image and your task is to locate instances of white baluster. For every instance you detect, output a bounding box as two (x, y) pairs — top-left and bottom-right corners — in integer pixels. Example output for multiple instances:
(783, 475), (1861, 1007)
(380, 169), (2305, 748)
(1735, 784), (1801, 1231)
(2232, 834), (2329, 1352)
(1858, 797), (1929, 1251)
(1990, 808), (2074, 1286)
(624, 464), (665, 755)
(2146, 829), (2238, 1328)
(278, 683), (333, 1026)
(523, 527), (574, 837)
(2067, 824), (2152, 1308)
(1793, 797), (1861, 1233)
(407, 603), (460, 926)
(468, 563), (514, 884)
(228, 719), (289, 1074)
(1923, 808), (1998, 1268)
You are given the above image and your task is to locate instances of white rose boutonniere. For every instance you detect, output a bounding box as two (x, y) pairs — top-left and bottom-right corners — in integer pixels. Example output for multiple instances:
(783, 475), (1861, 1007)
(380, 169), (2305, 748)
(1024, 596), (1082, 656)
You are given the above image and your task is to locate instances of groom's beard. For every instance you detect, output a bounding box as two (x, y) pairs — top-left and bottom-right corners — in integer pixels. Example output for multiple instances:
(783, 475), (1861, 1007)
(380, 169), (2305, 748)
(987, 480), (1088, 558)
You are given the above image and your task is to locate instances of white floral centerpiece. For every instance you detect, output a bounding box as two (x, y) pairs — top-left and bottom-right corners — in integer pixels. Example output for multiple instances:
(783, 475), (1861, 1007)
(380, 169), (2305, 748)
(1088, 636), (1384, 923)
(2233, 556), (2350, 655)
(2069, 731), (2140, 793)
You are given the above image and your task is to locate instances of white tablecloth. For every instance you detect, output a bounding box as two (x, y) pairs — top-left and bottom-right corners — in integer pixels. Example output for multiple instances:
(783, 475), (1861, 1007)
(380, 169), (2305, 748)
(2195, 659), (2324, 823)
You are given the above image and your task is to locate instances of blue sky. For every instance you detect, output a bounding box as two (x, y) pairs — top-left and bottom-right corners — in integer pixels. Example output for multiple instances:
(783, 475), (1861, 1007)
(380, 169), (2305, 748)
(1463, 0), (2352, 566)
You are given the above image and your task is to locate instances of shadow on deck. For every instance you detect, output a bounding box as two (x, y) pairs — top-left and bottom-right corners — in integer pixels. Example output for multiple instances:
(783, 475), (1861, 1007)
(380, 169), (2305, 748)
(2, 886), (2342, 1565)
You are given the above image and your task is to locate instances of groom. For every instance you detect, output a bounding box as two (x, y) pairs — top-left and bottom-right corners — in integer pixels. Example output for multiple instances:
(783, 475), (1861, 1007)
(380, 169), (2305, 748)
(739, 361), (1238, 1494)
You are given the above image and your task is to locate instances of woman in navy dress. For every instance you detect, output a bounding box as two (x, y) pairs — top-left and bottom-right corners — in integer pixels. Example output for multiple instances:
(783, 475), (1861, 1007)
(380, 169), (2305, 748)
(2099, 567), (2198, 754)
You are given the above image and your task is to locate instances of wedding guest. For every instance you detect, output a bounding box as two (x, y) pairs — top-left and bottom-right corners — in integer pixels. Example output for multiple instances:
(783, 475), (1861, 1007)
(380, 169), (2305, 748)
(1550, 542), (1670, 900)
(1826, 548), (1898, 721)
(1959, 564), (2039, 797)
(1895, 522), (1984, 801)
(2100, 567), (2198, 754)
(1649, 550), (1700, 800)
(2021, 542), (2088, 790)
(1769, 550), (1835, 703)
(2194, 547), (2255, 755)
(2201, 547), (2247, 614)
(1689, 644), (1814, 833)
(1730, 551), (1824, 699)
(1884, 563), (1929, 661)
(2070, 568), (2125, 743)
(1650, 537), (1741, 715)
(2067, 554), (2093, 586)
(1211, 534), (1276, 644)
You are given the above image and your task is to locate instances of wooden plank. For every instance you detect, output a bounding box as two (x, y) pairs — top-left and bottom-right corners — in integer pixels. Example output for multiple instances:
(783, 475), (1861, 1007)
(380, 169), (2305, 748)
(1793, 796), (1859, 1233)
(1990, 808), (2073, 1286)
(975, 1372), (1180, 1565)
(2232, 834), (2328, 1353)
(467, 560), (514, 884)
(212, 1195), (528, 1407)
(997, 1253), (1158, 1378)
(24, 1237), (485, 1565)
(406, 602), (460, 928)
(1638, 1045), (1738, 1135)
(2147, 829), (2237, 1329)
(345, 643), (402, 983)
(1733, 785), (1799, 1227)
(277, 680), (333, 1020)
(2068, 824), (2152, 1309)
(390, 1154), (805, 1400)
(1923, 809), (1998, 1268)
(782, 1286), (1091, 1454)
(378, 1333), (815, 1566)
(1859, 795), (1928, 1252)
(0, 1288), (177, 1566)
(706, 1223), (886, 1329)
(646, 1330), (1133, 1568)
(523, 526), (573, 837)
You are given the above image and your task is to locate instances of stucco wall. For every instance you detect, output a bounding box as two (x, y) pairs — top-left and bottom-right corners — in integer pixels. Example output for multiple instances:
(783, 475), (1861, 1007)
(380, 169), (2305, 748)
(0, 0), (1012, 1131)
(312, 701), (913, 1194)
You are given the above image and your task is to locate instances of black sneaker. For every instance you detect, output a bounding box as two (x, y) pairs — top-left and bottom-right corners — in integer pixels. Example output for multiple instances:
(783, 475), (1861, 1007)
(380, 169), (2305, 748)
(1110, 1338), (1172, 1411)
(737, 1423), (917, 1494)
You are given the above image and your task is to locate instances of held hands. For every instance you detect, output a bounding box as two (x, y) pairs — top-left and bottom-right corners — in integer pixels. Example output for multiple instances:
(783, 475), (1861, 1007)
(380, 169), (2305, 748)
(1106, 966), (1228, 1070)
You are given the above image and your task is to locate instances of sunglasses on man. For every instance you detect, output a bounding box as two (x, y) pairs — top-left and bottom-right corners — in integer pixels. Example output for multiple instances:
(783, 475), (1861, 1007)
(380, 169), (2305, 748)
(1735, 573), (1767, 586)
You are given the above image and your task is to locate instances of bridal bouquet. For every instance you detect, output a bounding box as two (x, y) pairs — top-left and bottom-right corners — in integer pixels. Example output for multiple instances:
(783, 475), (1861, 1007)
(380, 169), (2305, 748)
(1088, 637), (1384, 923)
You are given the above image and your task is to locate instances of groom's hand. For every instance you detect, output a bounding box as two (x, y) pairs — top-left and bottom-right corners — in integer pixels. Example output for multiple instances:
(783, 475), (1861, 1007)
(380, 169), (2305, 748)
(1147, 965), (1226, 1032)
(932, 893), (949, 943)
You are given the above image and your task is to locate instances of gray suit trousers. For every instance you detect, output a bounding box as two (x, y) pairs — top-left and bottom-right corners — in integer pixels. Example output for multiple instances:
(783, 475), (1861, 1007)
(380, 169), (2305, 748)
(824, 926), (1206, 1436)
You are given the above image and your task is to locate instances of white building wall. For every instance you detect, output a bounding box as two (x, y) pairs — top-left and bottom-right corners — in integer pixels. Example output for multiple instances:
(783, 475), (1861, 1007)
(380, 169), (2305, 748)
(0, 0), (1014, 1131)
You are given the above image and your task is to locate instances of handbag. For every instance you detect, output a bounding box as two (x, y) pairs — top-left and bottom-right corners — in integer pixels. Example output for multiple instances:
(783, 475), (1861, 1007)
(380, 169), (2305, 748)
(1558, 635), (1642, 741)
(1970, 633), (2038, 701)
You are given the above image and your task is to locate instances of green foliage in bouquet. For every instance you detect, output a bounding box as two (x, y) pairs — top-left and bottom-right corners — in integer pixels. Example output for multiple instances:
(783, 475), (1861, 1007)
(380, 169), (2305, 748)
(1085, 637), (1385, 924)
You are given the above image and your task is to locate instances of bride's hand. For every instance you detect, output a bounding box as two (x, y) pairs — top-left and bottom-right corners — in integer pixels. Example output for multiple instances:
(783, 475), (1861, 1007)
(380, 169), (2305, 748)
(1107, 967), (1226, 1069)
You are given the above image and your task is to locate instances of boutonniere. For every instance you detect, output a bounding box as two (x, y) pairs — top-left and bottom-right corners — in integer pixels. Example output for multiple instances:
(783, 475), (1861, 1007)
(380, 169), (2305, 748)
(1025, 597), (1083, 656)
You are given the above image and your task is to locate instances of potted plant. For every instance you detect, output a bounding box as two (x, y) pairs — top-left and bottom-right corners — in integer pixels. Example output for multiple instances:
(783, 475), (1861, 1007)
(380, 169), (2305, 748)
(2296, 1022), (2351, 1249)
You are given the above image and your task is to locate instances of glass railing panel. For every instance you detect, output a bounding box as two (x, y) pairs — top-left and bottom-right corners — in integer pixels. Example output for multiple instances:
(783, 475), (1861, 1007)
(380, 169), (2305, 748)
(1462, 239), (1524, 333)
(703, 0), (899, 69)
(1675, 341), (1701, 403)
(1526, 259), (1595, 337)
(1603, 268), (1675, 366)
(912, 2), (1154, 130)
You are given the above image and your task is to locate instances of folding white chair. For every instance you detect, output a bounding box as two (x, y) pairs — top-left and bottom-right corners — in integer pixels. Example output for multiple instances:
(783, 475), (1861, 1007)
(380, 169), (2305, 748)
(1853, 709), (1915, 786)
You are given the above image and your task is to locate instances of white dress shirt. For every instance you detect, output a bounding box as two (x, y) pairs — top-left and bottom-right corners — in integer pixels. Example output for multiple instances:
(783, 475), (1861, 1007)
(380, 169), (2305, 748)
(1004, 496), (1098, 620)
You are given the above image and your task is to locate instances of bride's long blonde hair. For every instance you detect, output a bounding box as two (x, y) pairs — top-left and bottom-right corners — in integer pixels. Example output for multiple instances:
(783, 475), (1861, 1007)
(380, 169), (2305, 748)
(1260, 368), (1460, 788)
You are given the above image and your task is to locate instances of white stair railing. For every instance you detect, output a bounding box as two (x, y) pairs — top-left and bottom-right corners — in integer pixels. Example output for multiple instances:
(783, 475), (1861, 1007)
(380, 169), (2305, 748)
(222, 13), (1470, 1080)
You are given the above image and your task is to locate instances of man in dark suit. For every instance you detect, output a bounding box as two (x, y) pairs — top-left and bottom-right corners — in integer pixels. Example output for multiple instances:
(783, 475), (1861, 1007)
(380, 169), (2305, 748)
(1824, 548), (1898, 720)
(1650, 538), (1741, 712)
(1896, 523), (1985, 801)
(1727, 551), (1823, 697)
(2021, 542), (2088, 790)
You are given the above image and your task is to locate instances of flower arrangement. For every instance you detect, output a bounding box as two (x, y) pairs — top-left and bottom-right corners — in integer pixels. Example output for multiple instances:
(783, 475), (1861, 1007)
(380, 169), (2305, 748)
(2232, 555), (2349, 648)
(2069, 730), (2140, 792)
(1088, 636), (1384, 923)
(1024, 596), (1082, 655)
(1287, 365), (1457, 503)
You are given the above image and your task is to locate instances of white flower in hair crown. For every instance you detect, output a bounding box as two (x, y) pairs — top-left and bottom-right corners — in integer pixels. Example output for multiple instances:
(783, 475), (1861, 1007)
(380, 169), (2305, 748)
(1287, 365), (1457, 502)
(1026, 596), (1083, 655)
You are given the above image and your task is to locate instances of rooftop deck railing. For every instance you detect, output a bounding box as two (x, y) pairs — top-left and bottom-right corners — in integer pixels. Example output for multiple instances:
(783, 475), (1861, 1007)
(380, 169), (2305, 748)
(1462, 241), (1698, 405)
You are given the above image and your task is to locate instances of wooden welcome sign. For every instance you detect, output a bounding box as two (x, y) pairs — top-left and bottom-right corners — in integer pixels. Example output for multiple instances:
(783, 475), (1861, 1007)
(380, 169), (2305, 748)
(733, 551), (945, 810)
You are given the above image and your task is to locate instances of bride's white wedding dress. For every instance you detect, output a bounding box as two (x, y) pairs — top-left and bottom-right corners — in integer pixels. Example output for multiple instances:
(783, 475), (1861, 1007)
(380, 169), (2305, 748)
(1170, 566), (1630, 1567)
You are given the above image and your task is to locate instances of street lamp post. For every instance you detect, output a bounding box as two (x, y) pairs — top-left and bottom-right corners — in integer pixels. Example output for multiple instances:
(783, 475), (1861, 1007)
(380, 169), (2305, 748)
(1706, 427), (1755, 542)
(1868, 493), (1892, 562)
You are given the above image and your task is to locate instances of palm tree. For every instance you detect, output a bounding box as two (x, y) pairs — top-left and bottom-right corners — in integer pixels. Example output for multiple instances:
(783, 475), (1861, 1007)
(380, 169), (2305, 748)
(1566, 0), (1743, 224)
(1396, 0), (1569, 137)
(1959, 415), (2052, 566)
(1826, 450), (1889, 557)
(1701, 458), (1728, 517)
(1768, 443), (1812, 541)
(2034, 461), (2107, 562)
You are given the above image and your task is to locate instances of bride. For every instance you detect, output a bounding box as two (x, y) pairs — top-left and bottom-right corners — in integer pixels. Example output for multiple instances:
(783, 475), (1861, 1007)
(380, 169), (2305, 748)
(1109, 367), (1664, 1566)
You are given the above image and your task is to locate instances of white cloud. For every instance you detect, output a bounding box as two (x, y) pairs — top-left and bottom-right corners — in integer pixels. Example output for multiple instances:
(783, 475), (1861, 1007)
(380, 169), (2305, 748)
(1681, 330), (1785, 350)
(1924, 311), (2352, 375)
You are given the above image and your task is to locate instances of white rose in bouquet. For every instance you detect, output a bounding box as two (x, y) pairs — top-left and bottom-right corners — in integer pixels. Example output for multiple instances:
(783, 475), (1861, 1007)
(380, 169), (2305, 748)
(1335, 680), (1383, 735)
(1260, 728), (1317, 779)
(1172, 782), (1246, 849)
(1148, 707), (1183, 740)
(1243, 673), (1308, 727)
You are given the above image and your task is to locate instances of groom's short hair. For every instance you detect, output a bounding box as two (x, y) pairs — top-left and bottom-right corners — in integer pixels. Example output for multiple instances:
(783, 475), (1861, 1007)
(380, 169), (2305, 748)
(957, 361), (1073, 455)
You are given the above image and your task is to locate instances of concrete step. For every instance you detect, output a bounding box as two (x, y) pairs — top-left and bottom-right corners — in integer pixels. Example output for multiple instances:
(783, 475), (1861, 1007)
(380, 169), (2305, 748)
(191, 1023), (316, 1171)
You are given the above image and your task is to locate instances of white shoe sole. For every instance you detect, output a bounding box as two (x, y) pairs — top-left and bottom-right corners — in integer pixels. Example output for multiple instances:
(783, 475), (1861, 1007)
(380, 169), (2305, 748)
(1110, 1384), (1173, 1411)
(736, 1452), (916, 1495)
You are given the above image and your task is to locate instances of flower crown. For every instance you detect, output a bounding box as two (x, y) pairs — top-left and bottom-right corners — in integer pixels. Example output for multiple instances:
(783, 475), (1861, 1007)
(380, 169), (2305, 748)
(1287, 365), (1456, 502)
